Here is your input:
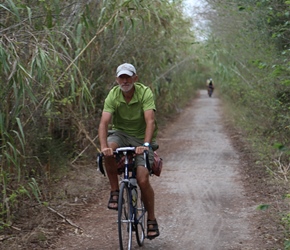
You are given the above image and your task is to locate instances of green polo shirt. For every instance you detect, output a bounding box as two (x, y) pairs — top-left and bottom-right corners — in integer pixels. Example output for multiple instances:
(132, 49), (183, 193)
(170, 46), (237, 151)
(103, 82), (158, 141)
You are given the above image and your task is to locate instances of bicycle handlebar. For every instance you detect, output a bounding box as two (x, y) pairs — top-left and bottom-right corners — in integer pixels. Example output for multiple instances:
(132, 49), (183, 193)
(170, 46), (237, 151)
(97, 147), (151, 176)
(115, 146), (135, 153)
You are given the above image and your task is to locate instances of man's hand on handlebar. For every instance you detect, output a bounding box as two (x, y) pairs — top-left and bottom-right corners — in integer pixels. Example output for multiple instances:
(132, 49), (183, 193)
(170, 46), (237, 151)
(135, 146), (149, 155)
(101, 147), (114, 156)
(101, 146), (148, 156)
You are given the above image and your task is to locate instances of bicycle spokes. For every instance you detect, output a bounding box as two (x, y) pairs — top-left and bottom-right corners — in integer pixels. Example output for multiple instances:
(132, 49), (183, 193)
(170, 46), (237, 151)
(135, 189), (145, 246)
(118, 183), (132, 250)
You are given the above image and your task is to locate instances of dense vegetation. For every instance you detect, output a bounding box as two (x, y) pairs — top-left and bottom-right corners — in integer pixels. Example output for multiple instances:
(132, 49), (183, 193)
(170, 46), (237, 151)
(200, 0), (290, 246)
(0, 0), (205, 230)
(202, 0), (290, 176)
(203, 0), (290, 154)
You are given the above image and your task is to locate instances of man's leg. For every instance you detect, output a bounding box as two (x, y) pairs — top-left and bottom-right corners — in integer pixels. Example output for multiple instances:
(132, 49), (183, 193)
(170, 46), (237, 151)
(136, 166), (155, 219)
(105, 142), (119, 209)
(105, 156), (119, 190)
(136, 166), (159, 238)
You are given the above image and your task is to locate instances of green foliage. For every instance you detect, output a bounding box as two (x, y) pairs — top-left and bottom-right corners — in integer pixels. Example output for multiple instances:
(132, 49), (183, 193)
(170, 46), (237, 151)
(0, 173), (30, 227)
(283, 213), (290, 248)
(257, 204), (270, 211)
(273, 143), (290, 153)
(285, 240), (290, 250)
(28, 178), (42, 203)
(282, 194), (290, 248)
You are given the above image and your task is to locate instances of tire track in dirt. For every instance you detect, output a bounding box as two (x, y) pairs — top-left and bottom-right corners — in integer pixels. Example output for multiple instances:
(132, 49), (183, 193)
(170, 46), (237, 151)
(51, 90), (263, 250)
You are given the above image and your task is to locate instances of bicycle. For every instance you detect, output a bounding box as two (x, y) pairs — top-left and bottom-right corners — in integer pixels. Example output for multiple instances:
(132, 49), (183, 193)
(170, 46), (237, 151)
(97, 146), (151, 250)
(208, 87), (214, 97)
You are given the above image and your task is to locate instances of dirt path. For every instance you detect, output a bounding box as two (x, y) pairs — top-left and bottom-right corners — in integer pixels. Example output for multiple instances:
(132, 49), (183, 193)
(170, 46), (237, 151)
(50, 90), (265, 250)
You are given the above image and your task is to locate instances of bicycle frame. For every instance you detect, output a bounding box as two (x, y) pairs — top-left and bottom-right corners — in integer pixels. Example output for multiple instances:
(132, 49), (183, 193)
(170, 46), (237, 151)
(97, 146), (150, 249)
(116, 147), (147, 227)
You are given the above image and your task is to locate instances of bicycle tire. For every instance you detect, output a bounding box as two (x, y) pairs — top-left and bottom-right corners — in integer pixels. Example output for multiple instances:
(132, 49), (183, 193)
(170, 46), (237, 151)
(118, 182), (132, 250)
(208, 89), (213, 97)
(135, 187), (145, 246)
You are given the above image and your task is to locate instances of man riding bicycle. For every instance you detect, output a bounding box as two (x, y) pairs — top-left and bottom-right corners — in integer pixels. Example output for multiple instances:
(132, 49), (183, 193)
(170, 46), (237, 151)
(98, 63), (160, 240)
(206, 78), (215, 97)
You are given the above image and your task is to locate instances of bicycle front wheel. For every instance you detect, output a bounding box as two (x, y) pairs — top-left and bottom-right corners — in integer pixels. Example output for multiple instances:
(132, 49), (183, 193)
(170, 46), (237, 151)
(118, 182), (132, 250)
(135, 188), (145, 246)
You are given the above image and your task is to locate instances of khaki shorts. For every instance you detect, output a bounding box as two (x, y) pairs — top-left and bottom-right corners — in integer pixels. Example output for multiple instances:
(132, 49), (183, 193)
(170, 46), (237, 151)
(107, 130), (155, 167)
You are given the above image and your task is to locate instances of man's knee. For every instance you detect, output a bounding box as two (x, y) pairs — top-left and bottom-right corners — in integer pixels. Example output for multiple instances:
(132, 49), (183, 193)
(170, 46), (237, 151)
(138, 177), (149, 187)
(137, 167), (150, 186)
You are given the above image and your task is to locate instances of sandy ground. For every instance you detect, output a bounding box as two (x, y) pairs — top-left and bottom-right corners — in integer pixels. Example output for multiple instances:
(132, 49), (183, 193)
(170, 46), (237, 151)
(47, 90), (267, 250)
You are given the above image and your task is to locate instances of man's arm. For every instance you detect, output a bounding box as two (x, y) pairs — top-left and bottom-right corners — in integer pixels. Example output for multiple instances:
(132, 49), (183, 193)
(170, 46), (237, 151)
(98, 111), (112, 151)
(135, 109), (155, 155)
(143, 109), (155, 143)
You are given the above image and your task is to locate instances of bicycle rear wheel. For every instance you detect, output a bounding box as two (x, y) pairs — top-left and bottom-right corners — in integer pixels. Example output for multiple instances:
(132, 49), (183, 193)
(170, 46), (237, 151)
(118, 182), (132, 250)
(135, 188), (146, 246)
(208, 88), (213, 97)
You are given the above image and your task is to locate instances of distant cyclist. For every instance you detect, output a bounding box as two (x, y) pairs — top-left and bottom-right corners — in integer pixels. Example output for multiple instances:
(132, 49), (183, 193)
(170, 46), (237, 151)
(206, 78), (214, 97)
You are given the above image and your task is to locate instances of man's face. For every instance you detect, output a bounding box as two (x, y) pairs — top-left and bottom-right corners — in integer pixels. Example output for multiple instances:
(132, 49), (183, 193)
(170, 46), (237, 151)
(116, 74), (137, 93)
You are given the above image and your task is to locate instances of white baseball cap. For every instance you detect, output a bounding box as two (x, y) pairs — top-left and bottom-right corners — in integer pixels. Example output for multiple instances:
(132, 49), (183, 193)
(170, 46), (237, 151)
(116, 63), (136, 77)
